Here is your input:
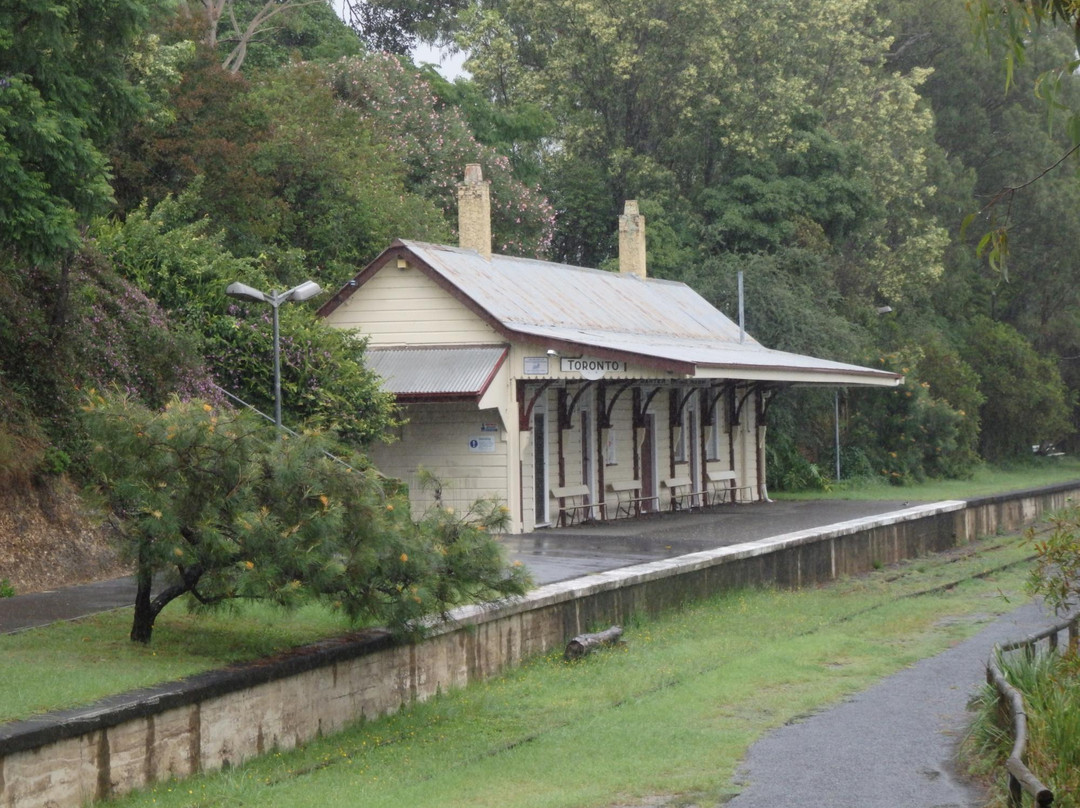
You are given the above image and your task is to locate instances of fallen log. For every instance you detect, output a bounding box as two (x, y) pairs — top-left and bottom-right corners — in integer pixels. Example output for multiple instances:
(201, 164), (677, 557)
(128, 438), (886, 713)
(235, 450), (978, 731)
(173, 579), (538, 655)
(564, 625), (623, 660)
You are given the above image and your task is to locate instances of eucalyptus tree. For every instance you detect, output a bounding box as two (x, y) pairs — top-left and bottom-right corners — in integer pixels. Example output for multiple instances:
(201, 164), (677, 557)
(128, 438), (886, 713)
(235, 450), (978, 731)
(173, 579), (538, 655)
(452, 0), (948, 305)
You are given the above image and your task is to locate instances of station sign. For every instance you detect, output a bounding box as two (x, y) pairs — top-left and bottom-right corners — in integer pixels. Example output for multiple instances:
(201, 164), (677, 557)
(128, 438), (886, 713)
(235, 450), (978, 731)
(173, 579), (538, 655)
(560, 357), (628, 380)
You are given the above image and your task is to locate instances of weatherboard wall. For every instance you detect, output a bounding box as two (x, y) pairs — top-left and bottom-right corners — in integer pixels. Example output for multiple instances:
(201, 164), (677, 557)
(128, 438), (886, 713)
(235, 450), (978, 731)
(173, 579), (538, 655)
(368, 401), (511, 517)
(322, 261), (501, 346)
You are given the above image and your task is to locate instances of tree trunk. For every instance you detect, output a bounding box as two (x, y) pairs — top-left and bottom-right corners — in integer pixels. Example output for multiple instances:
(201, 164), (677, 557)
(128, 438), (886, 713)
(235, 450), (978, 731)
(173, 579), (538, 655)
(564, 625), (623, 660)
(129, 560), (202, 643)
(130, 565), (156, 643)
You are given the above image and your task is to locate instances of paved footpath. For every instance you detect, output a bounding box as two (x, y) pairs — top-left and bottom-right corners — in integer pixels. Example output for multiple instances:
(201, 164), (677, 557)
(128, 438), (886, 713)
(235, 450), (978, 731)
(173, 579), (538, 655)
(727, 599), (1053, 808)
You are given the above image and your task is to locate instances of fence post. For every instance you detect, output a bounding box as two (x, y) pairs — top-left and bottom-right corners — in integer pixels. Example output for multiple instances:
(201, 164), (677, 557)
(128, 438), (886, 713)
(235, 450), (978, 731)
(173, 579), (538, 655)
(1009, 772), (1023, 808)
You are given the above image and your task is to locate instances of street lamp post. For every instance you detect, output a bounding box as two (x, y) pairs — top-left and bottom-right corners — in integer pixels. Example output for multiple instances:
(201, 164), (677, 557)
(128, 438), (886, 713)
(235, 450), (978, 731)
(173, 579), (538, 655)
(225, 280), (322, 430)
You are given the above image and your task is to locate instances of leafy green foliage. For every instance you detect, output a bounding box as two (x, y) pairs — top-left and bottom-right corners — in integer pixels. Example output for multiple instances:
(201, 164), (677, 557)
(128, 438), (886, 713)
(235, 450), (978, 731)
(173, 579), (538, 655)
(92, 190), (398, 445)
(81, 391), (529, 642)
(344, 0), (467, 54)
(912, 337), (985, 476)
(0, 241), (211, 470)
(0, 0), (149, 262)
(696, 118), (877, 256)
(249, 60), (451, 282)
(966, 645), (1080, 804)
(961, 316), (1074, 460)
(1026, 506), (1080, 614)
(71, 248), (211, 407)
(330, 52), (555, 256)
(110, 57), (284, 257)
(455, 0), (947, 300)
(222, 0), (365, 70)
(846, 354), (970, 485)
(765, 431), (833, 493)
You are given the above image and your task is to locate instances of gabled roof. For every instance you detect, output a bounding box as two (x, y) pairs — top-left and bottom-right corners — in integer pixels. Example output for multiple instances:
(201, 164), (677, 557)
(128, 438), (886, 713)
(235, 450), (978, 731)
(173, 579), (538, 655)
(320, 240), (901, 387)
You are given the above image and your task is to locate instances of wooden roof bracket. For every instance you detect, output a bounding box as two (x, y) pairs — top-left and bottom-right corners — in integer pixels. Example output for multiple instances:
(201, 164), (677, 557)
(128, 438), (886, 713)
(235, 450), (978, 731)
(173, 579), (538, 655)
(559, 381), (598, 430)
(599, 380), (635, 429)
(733, 384), (756, 426)
(702, 383), (731, 426)
(669, 386), (697, 428)
(518, 379), (555, 431)
(634, 385), (665, 428)
(733, 382), (782, 426)
(759, 384), (783, 420)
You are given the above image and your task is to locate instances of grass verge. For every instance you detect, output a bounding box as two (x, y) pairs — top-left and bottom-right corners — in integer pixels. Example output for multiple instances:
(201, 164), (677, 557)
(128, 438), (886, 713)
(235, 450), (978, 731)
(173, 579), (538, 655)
(965, 648), (1080, 807)
(773, 456), (1080, 501)
(98, 533), (1039, 808)
(0, 602), (355, 723)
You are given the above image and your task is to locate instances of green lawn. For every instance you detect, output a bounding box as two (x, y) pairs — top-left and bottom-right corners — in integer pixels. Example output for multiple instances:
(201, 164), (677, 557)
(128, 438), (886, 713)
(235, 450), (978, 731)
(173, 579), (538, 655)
(103, 533), (1038, 808)
(773, 455), (1080, 501)
(0, 602), (356, 724)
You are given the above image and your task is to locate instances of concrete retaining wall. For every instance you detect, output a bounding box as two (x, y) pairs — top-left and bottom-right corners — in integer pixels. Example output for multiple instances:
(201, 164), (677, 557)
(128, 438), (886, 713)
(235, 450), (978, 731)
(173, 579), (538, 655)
(3, 482), (1078, 808)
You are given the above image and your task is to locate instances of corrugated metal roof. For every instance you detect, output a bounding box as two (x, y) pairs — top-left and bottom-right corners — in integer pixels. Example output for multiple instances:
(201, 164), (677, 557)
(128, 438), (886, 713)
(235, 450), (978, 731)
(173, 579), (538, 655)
(365, 345), (507, 397)
(401, 240), (752, 344)
(397, 241), (899, 386)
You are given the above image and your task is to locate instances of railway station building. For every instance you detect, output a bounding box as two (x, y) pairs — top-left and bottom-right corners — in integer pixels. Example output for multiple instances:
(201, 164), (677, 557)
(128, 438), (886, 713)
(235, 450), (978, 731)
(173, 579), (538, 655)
(319, 165), (901, 533)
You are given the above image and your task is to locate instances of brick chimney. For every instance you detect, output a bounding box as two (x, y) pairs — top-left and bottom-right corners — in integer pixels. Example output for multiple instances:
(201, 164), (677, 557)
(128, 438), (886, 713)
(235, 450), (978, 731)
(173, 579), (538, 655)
(457, 164), (492, 259)
(618, 200), (646, 278)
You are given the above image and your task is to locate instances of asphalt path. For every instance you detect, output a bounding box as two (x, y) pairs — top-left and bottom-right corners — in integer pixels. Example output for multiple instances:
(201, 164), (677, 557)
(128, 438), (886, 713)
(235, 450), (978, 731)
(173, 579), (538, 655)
(726, 600), (1053, 808)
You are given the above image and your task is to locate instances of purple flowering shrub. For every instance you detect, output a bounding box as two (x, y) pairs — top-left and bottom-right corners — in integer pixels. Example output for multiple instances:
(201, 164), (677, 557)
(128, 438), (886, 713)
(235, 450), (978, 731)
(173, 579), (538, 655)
(330, 53), (555, 257)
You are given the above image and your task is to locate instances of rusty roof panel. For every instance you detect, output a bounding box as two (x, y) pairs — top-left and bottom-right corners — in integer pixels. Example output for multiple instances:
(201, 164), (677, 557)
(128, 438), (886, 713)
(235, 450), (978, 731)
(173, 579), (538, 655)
(398, 242), (898, 384)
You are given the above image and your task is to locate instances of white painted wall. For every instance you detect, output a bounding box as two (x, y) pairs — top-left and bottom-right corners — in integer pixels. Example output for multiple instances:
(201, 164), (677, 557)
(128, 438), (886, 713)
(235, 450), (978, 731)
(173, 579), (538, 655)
(323, 264), (500, 346)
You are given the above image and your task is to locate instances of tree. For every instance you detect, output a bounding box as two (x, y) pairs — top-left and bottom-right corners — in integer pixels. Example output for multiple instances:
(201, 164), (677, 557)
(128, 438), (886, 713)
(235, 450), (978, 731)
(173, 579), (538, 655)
(0, 0), (149, 263)
(960, 0), (1080, 272)
(82, 391), (529, 643)
(342, 0), (468, 54)
(961, 316), (1074, 459)
(92, 189), (400, 446)
(330, 53), (555, 256)
(183, 0), (336, 74)
(1026, 506), (1080, 615)
(453, 0), (947, 300)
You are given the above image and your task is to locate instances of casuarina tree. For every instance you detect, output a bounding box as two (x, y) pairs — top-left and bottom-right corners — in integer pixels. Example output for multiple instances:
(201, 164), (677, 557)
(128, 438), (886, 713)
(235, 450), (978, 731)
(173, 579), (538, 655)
(82, 390), (529, 643)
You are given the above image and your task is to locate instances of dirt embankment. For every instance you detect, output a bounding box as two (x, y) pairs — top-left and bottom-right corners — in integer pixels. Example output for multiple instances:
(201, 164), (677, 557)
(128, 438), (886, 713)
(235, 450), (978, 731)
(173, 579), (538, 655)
(0, 479), (129, 595)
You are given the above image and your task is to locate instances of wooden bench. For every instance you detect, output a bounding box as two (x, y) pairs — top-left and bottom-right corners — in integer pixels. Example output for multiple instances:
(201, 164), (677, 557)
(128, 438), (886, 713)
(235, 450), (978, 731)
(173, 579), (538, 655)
(662, 476), (707, 511)
(606, 479), (659, 517)
(550, 484), (598, 526)
(707, 469), (754, 504)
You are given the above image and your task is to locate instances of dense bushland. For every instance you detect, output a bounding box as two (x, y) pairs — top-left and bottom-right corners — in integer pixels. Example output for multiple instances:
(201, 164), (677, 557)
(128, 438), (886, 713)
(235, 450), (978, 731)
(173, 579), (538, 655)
(3, 0), (1080, 498)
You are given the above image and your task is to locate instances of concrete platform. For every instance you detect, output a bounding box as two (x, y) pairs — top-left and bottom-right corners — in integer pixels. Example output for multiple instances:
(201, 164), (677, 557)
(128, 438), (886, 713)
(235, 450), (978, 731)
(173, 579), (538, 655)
(0, 499), (909, 634)
(501, 498), (909, 584)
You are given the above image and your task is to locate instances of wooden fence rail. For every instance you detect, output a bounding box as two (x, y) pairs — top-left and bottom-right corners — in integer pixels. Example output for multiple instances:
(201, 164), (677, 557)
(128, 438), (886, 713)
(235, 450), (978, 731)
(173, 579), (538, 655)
(985, 615), (1079, 808)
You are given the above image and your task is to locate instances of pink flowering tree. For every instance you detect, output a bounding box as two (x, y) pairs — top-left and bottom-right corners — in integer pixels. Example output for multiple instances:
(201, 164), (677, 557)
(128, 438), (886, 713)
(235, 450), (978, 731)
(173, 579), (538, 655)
(330, 53), (554, 257)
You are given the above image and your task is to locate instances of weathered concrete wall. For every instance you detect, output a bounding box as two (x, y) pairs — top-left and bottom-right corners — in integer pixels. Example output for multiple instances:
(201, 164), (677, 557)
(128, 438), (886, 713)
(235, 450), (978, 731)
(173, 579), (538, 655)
(3, 482), (1079, 808)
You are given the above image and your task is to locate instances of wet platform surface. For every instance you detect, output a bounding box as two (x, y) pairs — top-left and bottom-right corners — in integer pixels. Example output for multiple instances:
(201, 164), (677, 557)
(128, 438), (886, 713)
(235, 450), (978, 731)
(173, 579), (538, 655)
(501, 498), (909, 584)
